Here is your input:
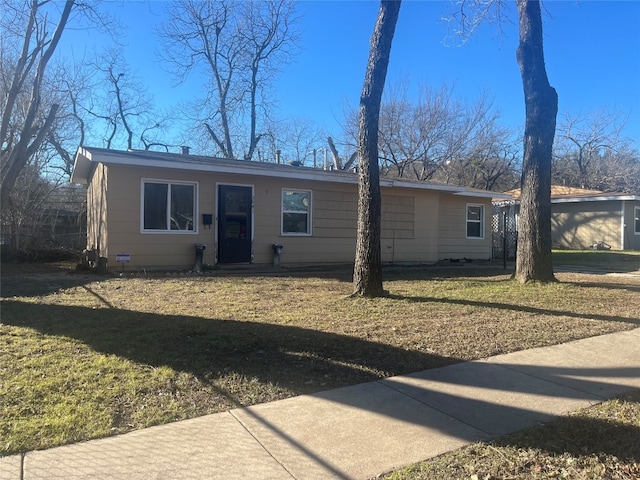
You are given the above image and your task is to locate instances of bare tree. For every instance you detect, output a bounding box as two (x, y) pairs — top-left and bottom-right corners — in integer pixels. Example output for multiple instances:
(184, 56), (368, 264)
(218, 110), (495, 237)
(514, 0), (558, 283)
(87, 50), (163, 151)
(377, 82), (518, 189)
(440, 117), (520, 191)
(1, 0), (74, 206)
(159, 0), (299, 161)
(553, 109), (633, 190)
(1, 0), (117, 190)
(0, 144), (79, 253)
(263, 116), (325, 165)
(594, 148), (640, 194)
(327, 136), (357, 171)
(46, 62), (90, 176)
(352, 0), (402, 298)
(1, 161), (55, 252)
(449, 0), (557, 281)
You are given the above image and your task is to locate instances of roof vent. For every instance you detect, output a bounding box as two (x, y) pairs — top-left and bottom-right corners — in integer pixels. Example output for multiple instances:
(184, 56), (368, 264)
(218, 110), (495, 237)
(181, 146), (190, 155)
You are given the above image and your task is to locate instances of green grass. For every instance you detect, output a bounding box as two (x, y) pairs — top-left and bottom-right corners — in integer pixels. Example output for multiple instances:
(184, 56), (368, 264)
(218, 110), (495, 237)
(1, 262), (639, 457)
(553, 249), (640, 272)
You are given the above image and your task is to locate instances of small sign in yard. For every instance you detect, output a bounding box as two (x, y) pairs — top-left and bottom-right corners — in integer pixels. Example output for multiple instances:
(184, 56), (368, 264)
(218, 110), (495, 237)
(116, 253), (130, 273)
(116, 253), (130, 263)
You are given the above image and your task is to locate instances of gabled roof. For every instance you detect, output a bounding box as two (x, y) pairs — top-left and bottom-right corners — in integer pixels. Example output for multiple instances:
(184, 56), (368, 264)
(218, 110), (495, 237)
(71, 147), (511, 200)
(503, 185), (639, 203)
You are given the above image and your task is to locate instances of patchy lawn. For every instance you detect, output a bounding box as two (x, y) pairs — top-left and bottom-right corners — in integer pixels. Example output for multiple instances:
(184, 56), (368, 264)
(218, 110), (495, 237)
(384, 390), (640, 480)
(553, 250), (640, 273)
(1, 261), (639, 456)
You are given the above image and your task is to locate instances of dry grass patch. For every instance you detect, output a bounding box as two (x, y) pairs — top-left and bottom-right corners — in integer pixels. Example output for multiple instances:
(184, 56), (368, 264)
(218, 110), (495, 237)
(1, 264), (639, 455)
(553, 250), (640, 273)
(384, 390), (640, 480)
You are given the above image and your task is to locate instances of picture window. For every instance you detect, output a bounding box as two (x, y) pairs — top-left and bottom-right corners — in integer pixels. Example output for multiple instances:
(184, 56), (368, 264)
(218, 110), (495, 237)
(142, 180), (196, 233)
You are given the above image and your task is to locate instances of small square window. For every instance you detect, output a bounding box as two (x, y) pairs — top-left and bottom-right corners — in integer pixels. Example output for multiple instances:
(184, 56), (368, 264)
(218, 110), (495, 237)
(282, 189), (311, 235)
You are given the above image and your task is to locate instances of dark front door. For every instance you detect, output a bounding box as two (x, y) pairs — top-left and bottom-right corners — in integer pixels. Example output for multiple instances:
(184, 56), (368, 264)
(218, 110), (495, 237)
(218, 185), (252, 263)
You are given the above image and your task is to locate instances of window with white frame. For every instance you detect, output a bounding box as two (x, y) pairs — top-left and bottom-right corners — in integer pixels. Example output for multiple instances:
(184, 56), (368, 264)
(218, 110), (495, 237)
(282, 189), (311, 235)
(466, 204), (484, 239)
(142, 180), (197, 232)
(635, 206), (640, 235)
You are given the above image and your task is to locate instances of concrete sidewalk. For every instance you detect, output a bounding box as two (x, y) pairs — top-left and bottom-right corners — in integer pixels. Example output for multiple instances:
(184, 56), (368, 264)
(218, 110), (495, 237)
(2, 328), (639, 480)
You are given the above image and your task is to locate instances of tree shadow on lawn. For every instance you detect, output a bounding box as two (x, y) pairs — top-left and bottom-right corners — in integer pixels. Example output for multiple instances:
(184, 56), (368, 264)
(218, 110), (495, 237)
(214, 263), (513, 283)
(563, 279), (640, 294)
(0, 271), (106, 298)
(231, 359), (640, 477)
(387, 294), (640, 327)
(4, 299), (640, 462)
(553, 251), (640, 274)
(0, 299), (459, 396)
(491, 390), (640, 463)
(383, 264), (513, 281)
(373, 365), (640, 461)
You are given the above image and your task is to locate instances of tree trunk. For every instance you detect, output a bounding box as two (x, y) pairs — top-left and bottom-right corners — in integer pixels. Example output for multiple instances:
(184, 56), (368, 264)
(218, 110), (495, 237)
(327, 136), (343, 170)
(352, 0), (401, 297)
(0, 0), (75, 206)
(514, 0), (558, 283)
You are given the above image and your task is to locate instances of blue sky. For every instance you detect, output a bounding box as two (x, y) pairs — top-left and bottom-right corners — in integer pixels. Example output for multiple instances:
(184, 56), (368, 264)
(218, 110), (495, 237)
(62, 0), (640, 148)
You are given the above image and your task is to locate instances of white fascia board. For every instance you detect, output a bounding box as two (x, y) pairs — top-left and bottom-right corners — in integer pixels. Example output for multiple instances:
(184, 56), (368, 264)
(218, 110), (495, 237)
(504, 195), (639, 206)
(454, 190), (512, 200)
(71, 147), (512, 199)
(381, 178), (462, 193)
(70, 147), (93, 184)
(551, 195), (639, 203)
(93, 151), (359, 184)
(380, 178), (505, 199)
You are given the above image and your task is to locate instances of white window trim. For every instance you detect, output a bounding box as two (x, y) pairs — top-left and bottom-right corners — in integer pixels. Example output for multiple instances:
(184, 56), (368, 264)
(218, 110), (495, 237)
(140, 178), (199, 234)
(634, 206), (640, 235)
(281, 188), (312, 236)
(466, 203), (485, 240)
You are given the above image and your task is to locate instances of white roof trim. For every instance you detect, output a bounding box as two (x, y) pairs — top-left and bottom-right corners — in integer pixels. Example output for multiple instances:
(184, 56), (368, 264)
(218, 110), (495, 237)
(551, 195), (640, 203)
(71, 147), (511, 199)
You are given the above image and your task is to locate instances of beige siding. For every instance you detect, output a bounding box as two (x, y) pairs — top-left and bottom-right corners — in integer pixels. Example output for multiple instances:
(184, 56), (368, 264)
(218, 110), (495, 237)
(380, 189), (439, 263)
(311, 186), (357, 238)
(382, 194), (415, 240)
(437, 195), (492, 260)
(551, 201), (622, 250)
(86, 163), (108, 257)
(265, 183), (357, 263)
(102, 166), (215, 269)
(97, 162), (491, 269)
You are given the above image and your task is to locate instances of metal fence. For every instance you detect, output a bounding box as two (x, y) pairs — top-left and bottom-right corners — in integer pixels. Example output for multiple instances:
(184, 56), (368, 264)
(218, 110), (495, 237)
(492, 201), (517, 261)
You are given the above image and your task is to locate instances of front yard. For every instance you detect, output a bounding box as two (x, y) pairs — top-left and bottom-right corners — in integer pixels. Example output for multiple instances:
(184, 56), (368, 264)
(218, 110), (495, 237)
(1, 254), (639, 459)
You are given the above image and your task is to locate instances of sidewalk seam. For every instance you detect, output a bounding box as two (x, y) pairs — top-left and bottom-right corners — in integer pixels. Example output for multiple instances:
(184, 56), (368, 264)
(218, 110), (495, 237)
(228, 409), (298, 480)
(488, 362), (610, 403)
(374, 378), (493, 438)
